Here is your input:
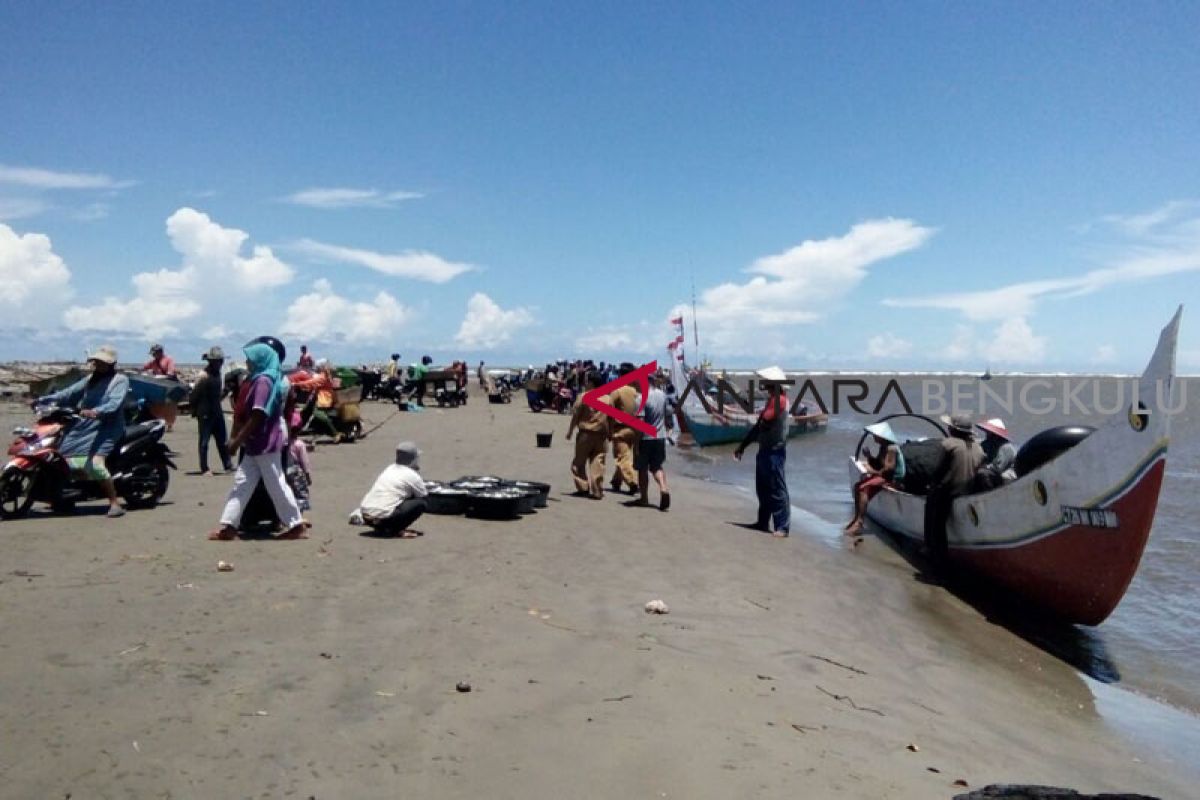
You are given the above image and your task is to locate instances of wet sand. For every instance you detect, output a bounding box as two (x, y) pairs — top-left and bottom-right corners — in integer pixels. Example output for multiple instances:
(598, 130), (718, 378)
(0, 397), (1195, 798)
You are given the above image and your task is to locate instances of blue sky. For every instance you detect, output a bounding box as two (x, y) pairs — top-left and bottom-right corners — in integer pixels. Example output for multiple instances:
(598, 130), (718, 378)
(2, 2), (1198, 372)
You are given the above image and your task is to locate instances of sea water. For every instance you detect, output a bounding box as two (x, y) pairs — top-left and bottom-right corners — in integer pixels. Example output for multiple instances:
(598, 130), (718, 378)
(678, 374), (1200, 716)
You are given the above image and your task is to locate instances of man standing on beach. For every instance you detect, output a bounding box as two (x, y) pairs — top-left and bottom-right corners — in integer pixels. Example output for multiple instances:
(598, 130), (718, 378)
(634, 371), (673, 511)
(608, 362), (640, 494)
(734, 366), (791, 537)
(566, 371), (611, 499)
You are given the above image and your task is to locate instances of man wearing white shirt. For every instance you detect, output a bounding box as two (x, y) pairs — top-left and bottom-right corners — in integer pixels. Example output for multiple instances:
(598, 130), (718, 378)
(354, 441), (428, 537)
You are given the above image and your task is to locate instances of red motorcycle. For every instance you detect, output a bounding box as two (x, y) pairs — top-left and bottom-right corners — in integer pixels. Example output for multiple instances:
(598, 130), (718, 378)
(1, 405), (175, 518)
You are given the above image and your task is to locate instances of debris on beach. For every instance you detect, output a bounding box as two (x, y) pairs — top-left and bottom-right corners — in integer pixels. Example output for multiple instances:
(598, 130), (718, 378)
(456, 681), (472, 693)
(644, 599), (670, 614)
(217, 560), (234, 572)
(906, 743), (920, 752)
(952, 787), (1159, 799)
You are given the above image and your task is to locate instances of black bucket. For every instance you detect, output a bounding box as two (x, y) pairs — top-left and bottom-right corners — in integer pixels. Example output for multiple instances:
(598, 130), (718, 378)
(536, 432), (553, 448)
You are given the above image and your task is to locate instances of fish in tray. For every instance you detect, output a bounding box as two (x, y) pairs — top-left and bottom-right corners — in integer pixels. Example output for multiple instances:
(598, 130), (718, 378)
(467, 487), (537, 518)
(423, 481), (472, 515)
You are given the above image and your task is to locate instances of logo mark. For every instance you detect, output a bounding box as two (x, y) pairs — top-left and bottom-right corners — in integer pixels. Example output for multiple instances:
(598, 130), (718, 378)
(581, 361), (657, 436)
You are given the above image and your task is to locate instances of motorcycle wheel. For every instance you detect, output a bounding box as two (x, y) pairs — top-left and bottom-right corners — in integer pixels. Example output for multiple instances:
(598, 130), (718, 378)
(123, 463), (169, 509)
(0, 467), (36, 519)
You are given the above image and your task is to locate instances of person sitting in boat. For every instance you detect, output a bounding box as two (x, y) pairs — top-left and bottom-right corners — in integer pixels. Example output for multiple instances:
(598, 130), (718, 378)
(844, 422), (906, 536)
(349, 441), (428, 538)
(973, 418), (1018, 491)
(142, 343), (178, 379)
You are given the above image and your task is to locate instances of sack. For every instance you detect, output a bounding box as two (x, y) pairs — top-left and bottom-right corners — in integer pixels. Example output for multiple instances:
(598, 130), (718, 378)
(337, 402), (361, 423)
(898, 439), (946, 495)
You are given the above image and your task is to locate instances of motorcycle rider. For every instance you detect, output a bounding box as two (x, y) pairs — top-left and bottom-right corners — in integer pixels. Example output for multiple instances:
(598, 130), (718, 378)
(37, 345), (131, 517)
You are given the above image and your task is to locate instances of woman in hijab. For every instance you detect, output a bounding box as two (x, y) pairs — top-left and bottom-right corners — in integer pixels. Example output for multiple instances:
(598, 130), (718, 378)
(208, 341), (306, 540)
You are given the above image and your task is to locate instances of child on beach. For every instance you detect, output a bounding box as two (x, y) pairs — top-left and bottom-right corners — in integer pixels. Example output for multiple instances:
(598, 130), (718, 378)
(286, 411), (313, 521)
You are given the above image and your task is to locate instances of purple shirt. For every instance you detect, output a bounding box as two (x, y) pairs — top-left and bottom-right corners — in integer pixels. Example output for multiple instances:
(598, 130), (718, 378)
(240, 375), (286, 456)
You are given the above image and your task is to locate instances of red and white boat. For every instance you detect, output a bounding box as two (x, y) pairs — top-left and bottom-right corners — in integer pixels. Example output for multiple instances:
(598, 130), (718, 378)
(849, 308), (1182, 626)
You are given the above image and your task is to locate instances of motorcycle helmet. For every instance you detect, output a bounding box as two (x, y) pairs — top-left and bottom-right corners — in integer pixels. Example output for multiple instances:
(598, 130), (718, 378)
(421, 355), (433, 365)
(245, 335), (286, 363)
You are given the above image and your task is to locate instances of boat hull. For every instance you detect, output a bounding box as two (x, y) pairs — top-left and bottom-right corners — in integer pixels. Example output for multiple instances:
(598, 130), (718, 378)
(850, 307), (1180, 626)
(682, 407), (828, 447)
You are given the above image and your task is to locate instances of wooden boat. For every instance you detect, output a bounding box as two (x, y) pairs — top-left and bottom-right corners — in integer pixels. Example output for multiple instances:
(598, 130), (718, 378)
(849, 308), (1182, 626)
(26, 367), (86, 397)
(680, 403), (828, 447)
(126, 373), (188, 405)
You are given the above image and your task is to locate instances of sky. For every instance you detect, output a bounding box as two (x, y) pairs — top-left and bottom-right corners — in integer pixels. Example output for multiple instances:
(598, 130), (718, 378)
(2, 1), (1199, 372)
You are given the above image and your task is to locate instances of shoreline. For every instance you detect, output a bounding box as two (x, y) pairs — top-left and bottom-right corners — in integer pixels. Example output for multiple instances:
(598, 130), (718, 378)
(0, 397), (1197, 797)
(689, 461), (1200, 740)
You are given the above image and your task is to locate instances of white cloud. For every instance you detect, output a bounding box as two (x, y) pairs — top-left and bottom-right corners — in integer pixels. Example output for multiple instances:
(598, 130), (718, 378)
(930, 319), (1047, 366)
(281, 279), (410, 342)
(0, 164), (134, 190)
(203, 325), (231, 339)
(0, 223), (72, 312)
(292, 238), (472, 283)
(885, 200), (1200, 321)
(166, 207), (293, 290)
(866, 334), (913, 359)
(73, 202), (110, 222)
(981, 317), (1046, 364)
(1101, 200), (1200, 237)
(454, 292), (534, 349)
(673, 218), (935, 354)
(573, 322), (663, 356)
(283, 188), (423, 209)
(62, 296), (202, 339)
(1092, 344), (1117, 364)
(941, 325), (976, 361)
(63, 208), (294, 337)
(0, 197), (50, 221)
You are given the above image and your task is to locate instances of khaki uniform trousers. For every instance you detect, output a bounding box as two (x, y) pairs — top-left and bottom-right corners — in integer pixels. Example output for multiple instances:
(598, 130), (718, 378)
(571, 429), (608, 497)
(609, 426), (639, 489)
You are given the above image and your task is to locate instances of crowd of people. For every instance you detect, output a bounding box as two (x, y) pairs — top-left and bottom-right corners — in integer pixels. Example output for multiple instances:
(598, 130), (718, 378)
(24, 338), (1026, 565)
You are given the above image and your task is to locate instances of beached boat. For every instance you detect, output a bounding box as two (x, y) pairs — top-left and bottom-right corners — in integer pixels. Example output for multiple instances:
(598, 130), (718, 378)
(680, 403), (828, 447)
(126, 373), (188, 405)
(849, 308), (1182, 626)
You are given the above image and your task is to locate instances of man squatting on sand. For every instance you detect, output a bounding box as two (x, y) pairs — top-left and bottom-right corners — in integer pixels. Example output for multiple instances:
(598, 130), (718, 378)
(350, 441), (428, 538)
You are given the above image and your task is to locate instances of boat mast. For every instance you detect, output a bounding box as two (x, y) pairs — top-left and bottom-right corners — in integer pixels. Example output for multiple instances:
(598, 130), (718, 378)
(690, 276), (700, 364)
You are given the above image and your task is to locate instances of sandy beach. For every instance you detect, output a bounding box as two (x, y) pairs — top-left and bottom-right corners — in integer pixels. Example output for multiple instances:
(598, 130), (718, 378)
(0, 395), (1196, 799)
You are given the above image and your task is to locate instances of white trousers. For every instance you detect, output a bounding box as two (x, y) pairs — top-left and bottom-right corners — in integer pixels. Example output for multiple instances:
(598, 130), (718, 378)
(219, 451), (303, 529)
